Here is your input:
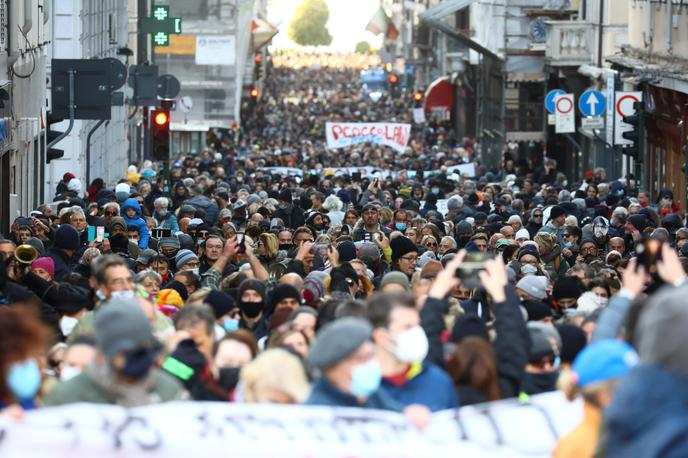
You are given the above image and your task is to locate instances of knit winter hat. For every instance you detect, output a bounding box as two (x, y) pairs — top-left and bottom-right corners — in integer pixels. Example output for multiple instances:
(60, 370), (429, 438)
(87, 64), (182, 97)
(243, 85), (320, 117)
(156, 289), (184, 308)
(205, 290), (236, 319)
(54, 225), (81, 251)
(269, 284), (302, 310)
(67, 178), (82, 194)
(451, 314), (489, 343)
(552, 277), (584, 301)
(390, 236), (418, 262)
(302, 271), (328, 306)
(380, 271), (410, 291)
(337, 240), (357, 263)
(31, 257), (55, 279)
(515, 228), (530, 241)
(175, 249), (199, 270)
(516, 275), (548, 300)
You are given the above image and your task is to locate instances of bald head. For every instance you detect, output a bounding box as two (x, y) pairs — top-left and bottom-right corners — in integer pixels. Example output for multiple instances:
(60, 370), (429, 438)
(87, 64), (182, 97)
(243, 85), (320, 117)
(609, 237), (625, 255)
(280, 273), (304, 292)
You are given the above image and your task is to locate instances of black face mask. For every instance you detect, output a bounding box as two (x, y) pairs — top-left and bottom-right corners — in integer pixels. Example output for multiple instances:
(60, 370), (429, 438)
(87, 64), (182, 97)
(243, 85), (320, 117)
(217, 367), (240, 392)
(119, 347), (156, 379)
(279, 244), (292, 251)
(239, 301), (263, 319)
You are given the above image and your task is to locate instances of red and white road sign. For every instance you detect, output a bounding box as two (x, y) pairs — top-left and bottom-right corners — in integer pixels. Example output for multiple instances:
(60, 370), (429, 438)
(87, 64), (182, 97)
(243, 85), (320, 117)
(614, 91), (642, 145)
(555, 93), (575, 133)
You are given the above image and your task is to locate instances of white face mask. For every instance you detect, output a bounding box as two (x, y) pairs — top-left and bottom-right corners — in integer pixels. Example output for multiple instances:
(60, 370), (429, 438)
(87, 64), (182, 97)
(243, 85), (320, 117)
(214, 323), (226, 342)
(521, 264), (538, 276)
(188, 268), (200, 277)
(60, 316), (79, 337)
(110, 290), (135, 300)
(391, 326), (429, 363)
(593, 226), (608, 238)
(60, 366), (81, 381)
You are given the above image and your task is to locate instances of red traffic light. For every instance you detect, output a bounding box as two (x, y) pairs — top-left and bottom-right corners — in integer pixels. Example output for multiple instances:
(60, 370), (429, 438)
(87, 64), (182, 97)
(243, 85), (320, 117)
(414, 91), (423, 101)
(154, 111), (169, 126)
(255, 54), (262, 63)
(388, 74), (398, 84)
(250, 87), (259, 98)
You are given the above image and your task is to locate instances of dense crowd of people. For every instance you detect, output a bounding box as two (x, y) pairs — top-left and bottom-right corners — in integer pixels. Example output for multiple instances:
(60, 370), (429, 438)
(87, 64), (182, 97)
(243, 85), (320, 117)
(1, 52), (688, 456)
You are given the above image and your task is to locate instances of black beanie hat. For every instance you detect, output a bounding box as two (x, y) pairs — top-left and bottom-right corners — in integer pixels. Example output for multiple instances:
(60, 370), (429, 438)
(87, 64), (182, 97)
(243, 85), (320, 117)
(54, 225), (81, 251)
(337, 240), (357, 263)
(522, 299), (553, 322)
(556, 324), (588, 364)
(547, 205), (566, 223)
(517, 244), (541, 262)
(552, 276), (583, 301)
(390, 236), (418, 262)
(167, 280), (189, 301)
(451, 314), (489, 343)
(205, 290), (236, 319)
(269, 284), (302, 310)
(238, 279), (267, 303)
(54, 284), (92, 314)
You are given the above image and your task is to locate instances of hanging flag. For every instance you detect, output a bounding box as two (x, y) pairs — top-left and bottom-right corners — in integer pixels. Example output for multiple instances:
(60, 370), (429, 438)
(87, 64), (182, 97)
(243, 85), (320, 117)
(365, 7), (399, 40)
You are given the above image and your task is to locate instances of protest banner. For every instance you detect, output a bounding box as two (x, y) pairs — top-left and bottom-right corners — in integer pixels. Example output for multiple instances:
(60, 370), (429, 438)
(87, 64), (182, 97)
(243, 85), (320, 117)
(0, 392), (580, 458)
(325, 122), (411, 153)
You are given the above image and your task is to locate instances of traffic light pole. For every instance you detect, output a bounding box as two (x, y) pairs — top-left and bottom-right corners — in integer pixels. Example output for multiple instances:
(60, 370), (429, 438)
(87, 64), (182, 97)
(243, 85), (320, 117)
(85, 119), (106, 187)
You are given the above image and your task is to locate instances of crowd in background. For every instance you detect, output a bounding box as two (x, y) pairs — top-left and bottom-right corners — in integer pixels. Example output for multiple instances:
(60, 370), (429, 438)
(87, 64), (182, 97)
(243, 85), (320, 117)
(1, 53), (687, 456)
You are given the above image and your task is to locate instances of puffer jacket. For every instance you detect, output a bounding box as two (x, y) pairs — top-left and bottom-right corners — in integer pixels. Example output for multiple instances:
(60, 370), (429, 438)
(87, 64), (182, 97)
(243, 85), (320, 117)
(120, 198), (150, 249)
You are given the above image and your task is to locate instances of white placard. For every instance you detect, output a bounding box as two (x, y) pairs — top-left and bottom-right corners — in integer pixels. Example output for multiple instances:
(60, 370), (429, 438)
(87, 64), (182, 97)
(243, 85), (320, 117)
(581, 116), (604, 130)
(614, 91), (642, 145)
(605, 70), (616, 145)
(195, 35), (236, 66)
(412, 108), (426, 124)
(554, 93), (575, 134)
(178, 96), (193, 113)
(325, 122), (412, 154)
(0, 392), (581, 458)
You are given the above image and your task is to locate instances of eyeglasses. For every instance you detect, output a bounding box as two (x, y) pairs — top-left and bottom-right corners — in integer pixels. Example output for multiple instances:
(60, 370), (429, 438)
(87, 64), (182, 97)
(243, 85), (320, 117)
(563, 234), (572, 239)
(399, 255), (418, 263)
(105, 211), (118, 216)
(425, 242), (437, 247)
(533, 214), (543, 218)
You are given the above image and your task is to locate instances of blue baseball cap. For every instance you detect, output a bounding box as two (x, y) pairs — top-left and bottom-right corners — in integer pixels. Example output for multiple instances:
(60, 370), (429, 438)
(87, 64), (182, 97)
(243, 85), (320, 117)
(573, 339), (638, 387)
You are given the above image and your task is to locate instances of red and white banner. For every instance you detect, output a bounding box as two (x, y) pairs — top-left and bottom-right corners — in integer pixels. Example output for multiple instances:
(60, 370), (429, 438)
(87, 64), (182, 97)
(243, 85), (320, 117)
(325, 122), (411, 153)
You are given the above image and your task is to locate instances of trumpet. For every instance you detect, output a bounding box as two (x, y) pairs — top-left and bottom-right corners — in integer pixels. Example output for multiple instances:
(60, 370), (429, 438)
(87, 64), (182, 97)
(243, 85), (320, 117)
(15, 244), (39, 265)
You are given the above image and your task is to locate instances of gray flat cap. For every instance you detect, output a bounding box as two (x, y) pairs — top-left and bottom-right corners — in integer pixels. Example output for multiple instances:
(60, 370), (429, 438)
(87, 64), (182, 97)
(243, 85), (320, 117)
(308, 317), (372, 369)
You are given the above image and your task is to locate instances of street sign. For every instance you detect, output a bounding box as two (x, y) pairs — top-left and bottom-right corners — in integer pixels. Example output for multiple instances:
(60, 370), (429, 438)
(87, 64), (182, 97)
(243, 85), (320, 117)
(582, 117), (604, 130)
(179, 96), (193, 113)
(605, 70), (617, 145)
(545, 89), (566, 114)
(614, 91), (642, 145)
(579, 89), (606, 117)
(128, 65), (159, 106)
(555, 93), (575, 133)
(157, 74), (181, 99)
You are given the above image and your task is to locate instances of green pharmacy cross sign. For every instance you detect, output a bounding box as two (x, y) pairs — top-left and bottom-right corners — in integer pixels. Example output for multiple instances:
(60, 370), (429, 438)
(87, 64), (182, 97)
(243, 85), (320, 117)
(139, 5), (182, 46)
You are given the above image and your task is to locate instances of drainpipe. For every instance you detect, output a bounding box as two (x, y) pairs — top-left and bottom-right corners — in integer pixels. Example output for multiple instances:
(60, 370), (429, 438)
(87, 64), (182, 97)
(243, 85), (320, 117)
(597, 0), (604, 68)
(666, 0), (673, 56)
(643, 0), (653, 49)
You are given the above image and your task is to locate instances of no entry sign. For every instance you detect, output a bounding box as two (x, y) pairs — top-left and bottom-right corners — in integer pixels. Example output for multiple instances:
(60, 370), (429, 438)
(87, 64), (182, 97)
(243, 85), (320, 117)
(614, 91), (642, 145)
(555, 93), (575, 133)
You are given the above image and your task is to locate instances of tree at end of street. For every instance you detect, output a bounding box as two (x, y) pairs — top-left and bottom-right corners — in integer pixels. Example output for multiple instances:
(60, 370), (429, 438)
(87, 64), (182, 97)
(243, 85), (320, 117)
(288, 0), (333, 47)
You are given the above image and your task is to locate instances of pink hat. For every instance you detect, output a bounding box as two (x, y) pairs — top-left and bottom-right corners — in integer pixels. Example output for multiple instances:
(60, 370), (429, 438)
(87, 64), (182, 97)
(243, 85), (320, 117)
(31, 257), (55, 279)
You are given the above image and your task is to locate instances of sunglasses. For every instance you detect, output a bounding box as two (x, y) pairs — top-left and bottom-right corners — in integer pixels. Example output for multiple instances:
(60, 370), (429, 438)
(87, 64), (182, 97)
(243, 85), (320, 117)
(104, 211), (118, 216)
(533, 214), (543, 218)
(425, 242), (437, 247)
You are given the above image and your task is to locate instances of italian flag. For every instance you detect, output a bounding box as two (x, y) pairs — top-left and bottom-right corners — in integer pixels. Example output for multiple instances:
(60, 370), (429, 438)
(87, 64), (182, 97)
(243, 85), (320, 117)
(365, 6), (399, 40)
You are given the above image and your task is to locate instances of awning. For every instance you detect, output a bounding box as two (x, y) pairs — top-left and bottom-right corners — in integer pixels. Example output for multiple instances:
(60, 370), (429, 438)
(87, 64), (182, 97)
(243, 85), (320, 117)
(507, 72), (546, 83)
(419, 0), (502, 62)
(424, 77), (454, 113)
(251, 18), (278, 51)
(419, 0), (478, 21)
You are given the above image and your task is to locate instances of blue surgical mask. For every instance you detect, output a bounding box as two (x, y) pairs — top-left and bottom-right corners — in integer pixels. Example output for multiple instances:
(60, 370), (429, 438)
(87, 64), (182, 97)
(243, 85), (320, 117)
(157, 210), (168, 217)
(431, 188), (440, 195)
(7, 359), (41, 400)
(223, 318), (240, 332)
(349, 360), (382, 398)
(564, 241), (573, 249)
(394, 222), (407, 231)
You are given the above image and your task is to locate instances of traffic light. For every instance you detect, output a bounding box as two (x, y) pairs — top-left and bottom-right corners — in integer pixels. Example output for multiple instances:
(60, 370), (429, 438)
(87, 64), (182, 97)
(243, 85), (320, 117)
(254, 54), (264, 80)
(250, 86), (259, 98)
(621, 101), (644, 159)
(388, 74), (399, 98)
(414, 91), (423, 108)
(150, 108), (170, 161)
(46, 111), (65, 163)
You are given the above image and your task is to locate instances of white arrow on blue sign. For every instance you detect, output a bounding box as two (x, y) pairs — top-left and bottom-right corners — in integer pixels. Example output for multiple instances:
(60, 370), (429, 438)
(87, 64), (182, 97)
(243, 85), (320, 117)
(545, 89), (566, 114)
(579, 89), (606, 117)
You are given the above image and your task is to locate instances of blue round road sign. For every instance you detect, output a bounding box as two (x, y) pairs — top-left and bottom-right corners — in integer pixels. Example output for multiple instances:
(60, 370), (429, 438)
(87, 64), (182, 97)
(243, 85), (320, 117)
(579, 89), (606, 117)
(545, 89), (566, 114)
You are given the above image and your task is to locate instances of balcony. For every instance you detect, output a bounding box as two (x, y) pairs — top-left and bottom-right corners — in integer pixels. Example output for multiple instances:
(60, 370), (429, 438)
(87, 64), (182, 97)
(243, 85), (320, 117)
(545, 21), (594, 67)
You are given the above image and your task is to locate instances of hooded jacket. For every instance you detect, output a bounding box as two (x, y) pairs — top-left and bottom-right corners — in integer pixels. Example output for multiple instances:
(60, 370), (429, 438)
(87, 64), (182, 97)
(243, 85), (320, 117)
(185, 195), (219, 226)
(120, 198), (150, 249)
